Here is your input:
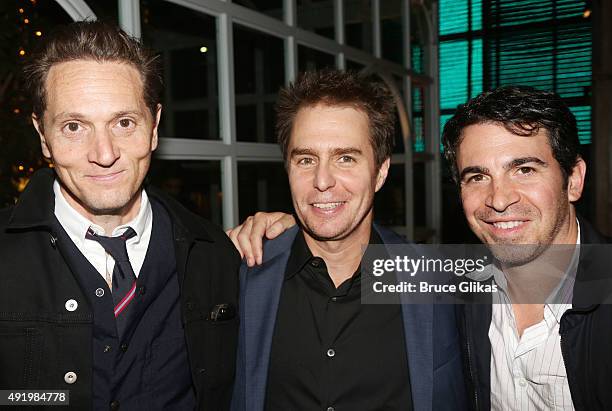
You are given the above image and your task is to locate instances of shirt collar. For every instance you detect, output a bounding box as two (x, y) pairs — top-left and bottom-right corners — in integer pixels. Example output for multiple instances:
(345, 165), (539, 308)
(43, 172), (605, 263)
(53, 179), (152, 245)
(285, 227), (383, 280)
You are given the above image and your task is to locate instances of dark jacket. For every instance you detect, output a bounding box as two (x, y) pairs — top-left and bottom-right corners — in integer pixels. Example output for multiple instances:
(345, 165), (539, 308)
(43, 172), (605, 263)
(0, 169), (240, 410)
(457, 217), (612, 410)
(232, 225), (468, 411)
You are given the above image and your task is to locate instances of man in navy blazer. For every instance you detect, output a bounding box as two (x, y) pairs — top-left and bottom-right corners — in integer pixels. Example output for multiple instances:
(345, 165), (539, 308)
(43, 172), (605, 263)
(231, 69), (466, 411)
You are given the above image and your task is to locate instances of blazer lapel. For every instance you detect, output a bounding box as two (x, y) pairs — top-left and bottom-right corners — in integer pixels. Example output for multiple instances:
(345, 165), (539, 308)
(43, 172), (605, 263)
(375, 225), (434, 411)
(241, 227), (299, 411)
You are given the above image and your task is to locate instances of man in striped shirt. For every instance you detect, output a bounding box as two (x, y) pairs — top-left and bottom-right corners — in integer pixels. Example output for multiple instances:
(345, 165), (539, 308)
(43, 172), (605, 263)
(443, 85), (612, 410)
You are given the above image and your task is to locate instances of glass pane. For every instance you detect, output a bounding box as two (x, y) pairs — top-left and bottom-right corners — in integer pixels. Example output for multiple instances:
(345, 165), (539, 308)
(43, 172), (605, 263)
(234, 24), (285, 143)
(86, 0), (119, 23)
(297, 0), (335, 39)
(439, 0), (468, 36)
(233, 0), (284, 20)
(381, 0), (404, 65)
(148, 159), (223, 225)
(0, 0), (74, 208)
(345, 0), (373, 52)
(391, 75), (405, 154)
(142, 1), (219, 139)
(374, 164), (405, 227)
(238, 162), (293, 222)
(412, 86), (425, 152)
(346, 60), (367, 72)
(298, 45), (336, 72)
(439, 39), (468, 110)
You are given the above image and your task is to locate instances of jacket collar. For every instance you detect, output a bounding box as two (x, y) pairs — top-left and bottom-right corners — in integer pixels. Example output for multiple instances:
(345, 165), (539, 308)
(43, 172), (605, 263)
(7, 168), (56, 231)
(7, 168), (214, 243)
(145, 184), (213, 242)
(572, 214), (610, 309)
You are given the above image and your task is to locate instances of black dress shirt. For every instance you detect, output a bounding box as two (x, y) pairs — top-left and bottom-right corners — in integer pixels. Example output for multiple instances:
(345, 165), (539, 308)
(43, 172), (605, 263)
(265, 229), (413, 411)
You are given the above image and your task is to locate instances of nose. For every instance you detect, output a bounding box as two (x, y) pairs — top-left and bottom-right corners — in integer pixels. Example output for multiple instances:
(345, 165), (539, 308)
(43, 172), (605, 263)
(485, 179), (520, 212)
(88, 128), (120, 167)
(313, 162), (336, 192)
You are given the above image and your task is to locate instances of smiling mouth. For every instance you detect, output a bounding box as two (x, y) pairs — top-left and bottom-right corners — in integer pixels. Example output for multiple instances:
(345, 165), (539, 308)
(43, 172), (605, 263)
(489, 220), (526, 230)
(88, 171), (124, 181)
(312, 201), (345, 210)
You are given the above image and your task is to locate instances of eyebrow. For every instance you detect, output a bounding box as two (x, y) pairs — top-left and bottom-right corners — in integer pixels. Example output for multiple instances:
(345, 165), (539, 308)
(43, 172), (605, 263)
(459, 156), (548, 180)
(289, 147), (363, 158)
(506, 156), (548, 169)
(52, 110), (144, 122)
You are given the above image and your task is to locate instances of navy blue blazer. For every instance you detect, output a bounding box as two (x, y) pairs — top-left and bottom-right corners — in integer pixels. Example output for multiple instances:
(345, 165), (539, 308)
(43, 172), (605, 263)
(232, 225), (467, 411)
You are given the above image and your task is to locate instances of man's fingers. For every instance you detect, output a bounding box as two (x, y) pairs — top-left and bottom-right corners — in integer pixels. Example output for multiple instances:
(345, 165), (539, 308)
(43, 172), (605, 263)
(226, 227), (244, 259)
(236, 217), (256, 266)
(266, 214), (297, 239)
(250, 213), (270, 265)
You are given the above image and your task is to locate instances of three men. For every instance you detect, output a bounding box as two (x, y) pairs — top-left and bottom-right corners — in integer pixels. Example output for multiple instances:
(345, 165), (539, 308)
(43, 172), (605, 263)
(1, 22), (239, 409)
(231, 70), (466, 411)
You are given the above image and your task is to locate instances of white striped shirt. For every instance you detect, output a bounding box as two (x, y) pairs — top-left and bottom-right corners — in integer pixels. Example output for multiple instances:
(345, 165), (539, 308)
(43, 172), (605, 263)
(488, 228), (580, 411)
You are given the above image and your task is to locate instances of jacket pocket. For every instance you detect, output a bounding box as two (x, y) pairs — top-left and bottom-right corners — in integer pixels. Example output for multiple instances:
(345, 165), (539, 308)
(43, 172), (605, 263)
(0, 327), (43, 389)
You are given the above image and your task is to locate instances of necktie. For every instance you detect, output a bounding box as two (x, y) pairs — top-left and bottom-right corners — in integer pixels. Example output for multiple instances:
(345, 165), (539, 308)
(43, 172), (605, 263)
(86, 227), (137, 335)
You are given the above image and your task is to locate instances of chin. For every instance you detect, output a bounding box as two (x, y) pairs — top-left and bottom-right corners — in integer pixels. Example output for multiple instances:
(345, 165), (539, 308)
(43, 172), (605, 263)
(83, 194), (134, 215)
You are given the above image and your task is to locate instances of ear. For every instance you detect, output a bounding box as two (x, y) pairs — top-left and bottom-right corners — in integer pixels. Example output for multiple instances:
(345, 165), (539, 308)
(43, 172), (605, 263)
(151, 104), (162, 151)
(32, 113), (52, 159)
(567, 157), (586, 202)
(375, 157), (391, 192)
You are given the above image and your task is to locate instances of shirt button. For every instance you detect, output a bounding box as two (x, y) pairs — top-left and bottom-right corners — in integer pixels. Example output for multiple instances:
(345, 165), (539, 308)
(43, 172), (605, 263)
(327, 407), (335, 411)
(65, 299), (78, 312)
(120, 343), (128, 352)
(95, 288), (105, 298)
(518, 378), (527, 387)
(103, 345), (112, 353)
(64, 371), (77, 384)
(138, 286), (146, 296)
(310, 258), (321, 268)
(331, 297), (339, 302)
(326, 348), (335, 358)
(110, 400), (120, 410)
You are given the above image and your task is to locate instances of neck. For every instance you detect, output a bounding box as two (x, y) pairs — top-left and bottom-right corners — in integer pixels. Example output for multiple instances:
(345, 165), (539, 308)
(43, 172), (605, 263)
(60, 185), (142, 234)
(303, 215), (373, 288)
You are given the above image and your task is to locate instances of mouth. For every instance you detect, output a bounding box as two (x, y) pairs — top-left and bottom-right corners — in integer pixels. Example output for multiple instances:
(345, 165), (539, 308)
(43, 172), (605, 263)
(310, 201), (347, 214)
(312, 201), (345, 210)
(87, 170), (125, 182)
(490, 220), (526, 230)
(482, 219), (530, 236)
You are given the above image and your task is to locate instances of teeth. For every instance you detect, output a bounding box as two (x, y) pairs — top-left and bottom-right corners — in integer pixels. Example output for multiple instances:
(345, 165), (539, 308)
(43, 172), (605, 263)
(313, 202), (343, 210)
(493, 221), (524, 229)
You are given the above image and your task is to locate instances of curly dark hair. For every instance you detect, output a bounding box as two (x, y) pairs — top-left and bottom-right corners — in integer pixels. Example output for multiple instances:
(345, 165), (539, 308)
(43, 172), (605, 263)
(442, 85), (580, 184)
(276, 69), (396, 168)
(23, 21), (162, 130)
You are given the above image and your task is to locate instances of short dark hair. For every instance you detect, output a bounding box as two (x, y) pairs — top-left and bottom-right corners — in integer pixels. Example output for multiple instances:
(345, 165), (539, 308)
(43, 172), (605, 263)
(442, 85), (580, 183)
(276, 69), (396, 168)
(23, 21), (162, 127)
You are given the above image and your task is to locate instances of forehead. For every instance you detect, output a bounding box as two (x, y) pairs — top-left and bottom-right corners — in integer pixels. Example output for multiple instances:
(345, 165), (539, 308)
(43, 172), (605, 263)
(290, 104), (371, 150)
(44, 60), (145, 116)
(457, 122), (554, 167)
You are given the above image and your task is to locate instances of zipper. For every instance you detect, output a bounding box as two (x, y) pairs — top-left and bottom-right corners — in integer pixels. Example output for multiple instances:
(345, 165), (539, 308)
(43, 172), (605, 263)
(463, 306), (480, 411)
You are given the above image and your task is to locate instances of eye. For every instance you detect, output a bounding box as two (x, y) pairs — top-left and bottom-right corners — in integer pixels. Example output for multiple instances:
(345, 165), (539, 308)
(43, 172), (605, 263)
(296, 157), (315, 166)
(338, 155), (355, 163)
(63, 122), (81, 133)
(118, 118), (134, 128)
(517, 166), (534, 175)
(466, 174), (485, 183)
